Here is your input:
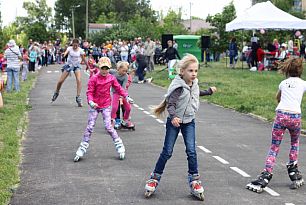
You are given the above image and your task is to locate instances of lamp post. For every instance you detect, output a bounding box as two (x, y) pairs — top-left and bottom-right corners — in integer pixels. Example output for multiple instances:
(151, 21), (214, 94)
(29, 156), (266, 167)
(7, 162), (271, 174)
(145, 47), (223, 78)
(71, 5), (80, 39)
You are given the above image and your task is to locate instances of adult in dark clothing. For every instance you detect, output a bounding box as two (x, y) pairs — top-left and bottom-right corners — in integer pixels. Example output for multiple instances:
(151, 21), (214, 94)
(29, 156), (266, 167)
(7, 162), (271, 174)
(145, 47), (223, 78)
(250, 42), (259, 68)
(136, 52), (147, 83)
(229, 37), (238, 68)
(164, 40), (181, 77)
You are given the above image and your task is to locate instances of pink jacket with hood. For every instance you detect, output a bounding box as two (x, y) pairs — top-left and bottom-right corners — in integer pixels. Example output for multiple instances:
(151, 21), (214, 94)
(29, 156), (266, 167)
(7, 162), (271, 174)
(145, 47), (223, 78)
(87, 73), (127, 109)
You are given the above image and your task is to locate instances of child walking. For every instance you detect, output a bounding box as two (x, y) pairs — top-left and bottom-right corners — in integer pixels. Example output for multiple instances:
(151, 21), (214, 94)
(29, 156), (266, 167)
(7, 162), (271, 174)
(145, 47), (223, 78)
(246, 58), (305, 193)
(110, 61), (134, 129)
(74, 57), (132, 162)
(51, 38), (89, 107)
(22, 49), (29, 81)
(144, 54), (217, 201)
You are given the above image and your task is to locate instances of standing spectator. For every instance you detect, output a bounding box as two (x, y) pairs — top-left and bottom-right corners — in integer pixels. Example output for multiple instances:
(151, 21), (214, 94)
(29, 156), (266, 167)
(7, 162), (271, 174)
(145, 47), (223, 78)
(120, 41), (129, 62)
(4, 40), (21, 92)
(173, 40), (178, 50)
(22, 49), (29, 81)
(136, 51), (147, 83)
(144, 37), (155, 72)
(92, 44), (99, 63)
(29, 46), (37, 72)
(229, 37), (238, 68)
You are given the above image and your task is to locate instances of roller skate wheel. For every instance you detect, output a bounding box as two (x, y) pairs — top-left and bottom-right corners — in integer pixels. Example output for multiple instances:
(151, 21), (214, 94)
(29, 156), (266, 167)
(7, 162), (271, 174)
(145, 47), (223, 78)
(74, 155), (80, 162)
(290, 179), (304, 189)
(246, 183), (263, 193)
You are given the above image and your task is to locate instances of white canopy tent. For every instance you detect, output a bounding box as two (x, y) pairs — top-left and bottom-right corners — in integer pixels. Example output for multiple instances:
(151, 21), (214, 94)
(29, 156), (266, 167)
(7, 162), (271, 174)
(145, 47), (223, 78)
(226, 1), (306, 31)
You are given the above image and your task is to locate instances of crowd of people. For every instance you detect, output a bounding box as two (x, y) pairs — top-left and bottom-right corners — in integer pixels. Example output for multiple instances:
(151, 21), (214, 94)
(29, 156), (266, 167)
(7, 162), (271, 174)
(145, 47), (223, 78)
(229, 35), (305, 71)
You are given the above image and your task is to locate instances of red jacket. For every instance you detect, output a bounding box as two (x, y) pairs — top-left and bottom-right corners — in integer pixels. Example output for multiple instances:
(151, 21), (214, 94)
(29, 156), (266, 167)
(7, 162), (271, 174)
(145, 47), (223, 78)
(87, 73), (127, 109)
(257, 48), (265, 62)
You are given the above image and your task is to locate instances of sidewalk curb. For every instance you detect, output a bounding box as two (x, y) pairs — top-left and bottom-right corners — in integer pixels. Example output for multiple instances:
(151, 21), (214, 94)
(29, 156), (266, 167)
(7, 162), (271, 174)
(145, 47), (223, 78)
(148, 82), (306, 137)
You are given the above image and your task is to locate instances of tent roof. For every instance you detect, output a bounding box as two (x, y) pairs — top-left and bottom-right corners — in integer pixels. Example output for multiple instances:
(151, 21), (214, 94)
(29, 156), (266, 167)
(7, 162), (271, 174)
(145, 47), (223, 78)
(226, 1), (306, 31)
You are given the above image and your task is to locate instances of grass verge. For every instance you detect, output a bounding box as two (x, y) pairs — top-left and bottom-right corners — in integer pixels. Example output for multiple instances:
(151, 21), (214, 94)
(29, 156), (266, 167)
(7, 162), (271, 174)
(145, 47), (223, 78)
(0, 73), (37, 205)
(148, 62), (306, 129)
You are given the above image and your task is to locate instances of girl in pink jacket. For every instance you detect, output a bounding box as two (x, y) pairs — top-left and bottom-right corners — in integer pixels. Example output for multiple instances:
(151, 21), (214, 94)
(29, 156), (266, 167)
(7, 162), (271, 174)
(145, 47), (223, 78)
(74, 57), (132, 162)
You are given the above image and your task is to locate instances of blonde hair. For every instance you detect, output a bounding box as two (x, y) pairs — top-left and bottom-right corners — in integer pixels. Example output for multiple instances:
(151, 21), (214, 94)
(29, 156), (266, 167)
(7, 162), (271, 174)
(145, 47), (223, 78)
(153, 54), (199, 117)
(116, 61), (129, 70)
(177, 54), (199, 74)
(278, 57), (303, 78)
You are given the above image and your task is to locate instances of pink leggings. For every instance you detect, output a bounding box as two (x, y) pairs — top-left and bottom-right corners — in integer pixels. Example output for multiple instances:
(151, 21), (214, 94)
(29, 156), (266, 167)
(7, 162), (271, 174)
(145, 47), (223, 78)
(111, 93), (131, 120)
(265, 111), (301, 173)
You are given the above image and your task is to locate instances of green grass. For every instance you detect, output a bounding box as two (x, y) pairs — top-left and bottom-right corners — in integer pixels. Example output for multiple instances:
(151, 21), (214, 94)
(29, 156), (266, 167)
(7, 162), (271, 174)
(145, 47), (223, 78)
(148, 62), (306, 129)
(0, 73), (37, 205)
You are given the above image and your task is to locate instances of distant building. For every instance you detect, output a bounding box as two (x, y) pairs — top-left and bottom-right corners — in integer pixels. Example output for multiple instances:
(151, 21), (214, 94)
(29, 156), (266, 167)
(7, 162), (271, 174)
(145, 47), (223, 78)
(88, 23), (114, 34)
(181, 19), (214, 33)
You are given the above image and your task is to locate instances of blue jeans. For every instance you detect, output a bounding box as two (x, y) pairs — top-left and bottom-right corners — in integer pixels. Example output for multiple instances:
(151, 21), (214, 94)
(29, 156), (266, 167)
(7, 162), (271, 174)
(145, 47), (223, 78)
(154, 118), (198, 175)
(6, 67), (20, 92)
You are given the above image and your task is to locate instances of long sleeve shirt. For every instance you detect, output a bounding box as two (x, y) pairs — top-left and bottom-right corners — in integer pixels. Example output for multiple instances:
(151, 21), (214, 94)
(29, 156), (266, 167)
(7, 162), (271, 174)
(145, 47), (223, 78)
(167, 87), (213, 119)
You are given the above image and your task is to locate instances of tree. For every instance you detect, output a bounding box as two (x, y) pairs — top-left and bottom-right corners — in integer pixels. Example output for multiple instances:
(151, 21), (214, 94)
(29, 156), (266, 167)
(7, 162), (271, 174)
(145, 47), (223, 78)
(54, 0), (157, 38)
(160, 9), (188, 35)
(206, 2), (237, 52)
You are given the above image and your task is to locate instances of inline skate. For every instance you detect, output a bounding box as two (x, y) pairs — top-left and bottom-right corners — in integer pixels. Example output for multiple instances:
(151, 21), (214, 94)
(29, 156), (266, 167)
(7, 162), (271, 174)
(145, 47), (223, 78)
(144, 173), (161, 198)
(76, 95), (83, 107)
(114, 138), (125, 160)
(188, 174), (204, 201)
(74, 141), (89, 162)
(287, 162), (304, 189)
(51, 92), (59, 103)
(246, 171), (273, 193)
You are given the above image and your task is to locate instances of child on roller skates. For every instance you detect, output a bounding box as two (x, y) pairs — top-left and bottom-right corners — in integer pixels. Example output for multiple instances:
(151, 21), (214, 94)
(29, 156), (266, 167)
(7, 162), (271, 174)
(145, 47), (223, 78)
(110, 61), (135, 130)
(86, 55), (99, 78)
(144, 54), (217, 201)
(246, 57), (305, 193)
(51, 38), (89, 107)
(74, 57), (133, 162)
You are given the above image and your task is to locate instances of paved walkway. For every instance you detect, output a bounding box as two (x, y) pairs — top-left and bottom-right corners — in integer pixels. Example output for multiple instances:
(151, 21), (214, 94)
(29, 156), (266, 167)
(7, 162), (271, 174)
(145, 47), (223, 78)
(10, 65), (306, 205)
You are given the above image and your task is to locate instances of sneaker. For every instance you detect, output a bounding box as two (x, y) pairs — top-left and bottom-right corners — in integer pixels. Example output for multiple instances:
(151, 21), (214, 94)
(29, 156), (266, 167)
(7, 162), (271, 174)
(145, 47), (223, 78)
(250, 66), (257, 72)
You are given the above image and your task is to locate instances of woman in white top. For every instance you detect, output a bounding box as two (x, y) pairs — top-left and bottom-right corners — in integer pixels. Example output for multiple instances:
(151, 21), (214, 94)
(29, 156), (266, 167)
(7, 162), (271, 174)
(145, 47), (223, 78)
(120, 41), (129, 62)
(51, 38), (89, 107)
(247, 58), (305, 193)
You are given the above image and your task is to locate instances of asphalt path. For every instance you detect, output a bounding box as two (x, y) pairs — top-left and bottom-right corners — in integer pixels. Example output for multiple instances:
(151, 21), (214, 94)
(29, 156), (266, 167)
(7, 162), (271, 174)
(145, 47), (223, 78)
(10, 65), (306, 205)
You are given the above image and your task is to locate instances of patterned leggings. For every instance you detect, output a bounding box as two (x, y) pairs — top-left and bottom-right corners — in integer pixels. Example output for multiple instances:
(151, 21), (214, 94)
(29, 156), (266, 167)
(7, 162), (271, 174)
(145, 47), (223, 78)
(265, 111), (301, 173)
(82, 107), (119, 143)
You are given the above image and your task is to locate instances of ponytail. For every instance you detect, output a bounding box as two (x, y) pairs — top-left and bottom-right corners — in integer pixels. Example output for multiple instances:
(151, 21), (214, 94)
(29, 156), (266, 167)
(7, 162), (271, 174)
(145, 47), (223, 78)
(153, 99), (167, 118)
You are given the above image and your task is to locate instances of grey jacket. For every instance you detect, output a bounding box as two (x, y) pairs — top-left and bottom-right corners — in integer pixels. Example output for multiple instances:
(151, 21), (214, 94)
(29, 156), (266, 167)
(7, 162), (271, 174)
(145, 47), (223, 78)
(165, 75), (199, 123)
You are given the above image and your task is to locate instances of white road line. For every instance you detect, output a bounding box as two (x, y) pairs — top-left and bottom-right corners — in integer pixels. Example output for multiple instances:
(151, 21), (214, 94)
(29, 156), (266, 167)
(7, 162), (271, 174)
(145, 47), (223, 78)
(150, 114), (157, 118)
(263, 187), (280, 197)
(143, 111), (150, 115)
(230, 167), (250, 177)
(212, 156), (229, 165)
(197, 146), (212, 153)
(138, 107), (144, 111)
(47, 71), (52, 73)
(156, 119), (164, 124)
(133, 104), (139, 108)
(285, 203), (295, 205)
(54, 70), (59, 73)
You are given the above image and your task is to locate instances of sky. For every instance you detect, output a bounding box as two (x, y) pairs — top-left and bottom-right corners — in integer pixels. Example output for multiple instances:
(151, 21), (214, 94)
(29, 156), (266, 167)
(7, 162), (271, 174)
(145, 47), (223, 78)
(0, 0), (251, 26)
